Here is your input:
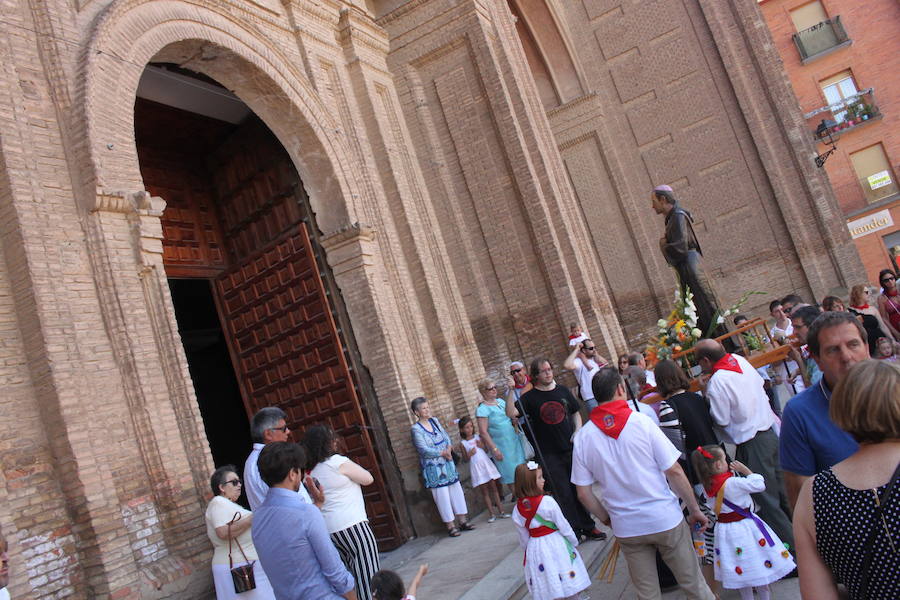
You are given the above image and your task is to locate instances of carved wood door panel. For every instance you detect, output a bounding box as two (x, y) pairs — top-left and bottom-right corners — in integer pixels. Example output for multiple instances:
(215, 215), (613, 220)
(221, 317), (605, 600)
(214, 224), (402, 548)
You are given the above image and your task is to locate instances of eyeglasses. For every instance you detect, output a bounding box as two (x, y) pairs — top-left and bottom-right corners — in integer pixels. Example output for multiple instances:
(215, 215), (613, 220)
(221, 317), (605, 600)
(224, 479), (242, 487)
(485, 386), (496, 391)
(882, 276), (896, 284)
(510, 368), (522, 373)
(583, 346), (595, 351)
(268, 425), (290, 433)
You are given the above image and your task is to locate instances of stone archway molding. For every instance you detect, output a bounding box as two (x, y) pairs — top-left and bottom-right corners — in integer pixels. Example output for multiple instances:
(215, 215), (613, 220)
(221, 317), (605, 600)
(76, 0), (364, 234)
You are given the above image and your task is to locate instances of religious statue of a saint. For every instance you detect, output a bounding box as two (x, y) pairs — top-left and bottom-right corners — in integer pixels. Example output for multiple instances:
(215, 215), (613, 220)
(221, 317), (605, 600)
(652, 185), (724, 337)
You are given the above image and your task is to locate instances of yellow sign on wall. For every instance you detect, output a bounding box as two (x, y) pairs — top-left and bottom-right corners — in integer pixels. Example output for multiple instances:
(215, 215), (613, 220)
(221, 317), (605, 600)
(867, 170), (892, 190)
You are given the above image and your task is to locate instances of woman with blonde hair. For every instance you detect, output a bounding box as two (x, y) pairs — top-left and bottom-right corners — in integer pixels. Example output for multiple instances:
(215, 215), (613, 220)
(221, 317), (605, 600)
(793, 360), (900, 600)
(476, 377), (525, 491)
(848, 283), (888, 354)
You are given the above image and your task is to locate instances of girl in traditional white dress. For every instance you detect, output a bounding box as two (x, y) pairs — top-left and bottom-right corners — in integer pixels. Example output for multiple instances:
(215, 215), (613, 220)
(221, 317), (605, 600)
(512, 462), (590, 600)
(691, 445), (795, 600)
(457, 417), (508, 522)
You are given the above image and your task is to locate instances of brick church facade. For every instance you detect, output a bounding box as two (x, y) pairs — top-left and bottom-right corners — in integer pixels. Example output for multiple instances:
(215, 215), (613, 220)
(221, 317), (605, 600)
(0, 0), (861, 597)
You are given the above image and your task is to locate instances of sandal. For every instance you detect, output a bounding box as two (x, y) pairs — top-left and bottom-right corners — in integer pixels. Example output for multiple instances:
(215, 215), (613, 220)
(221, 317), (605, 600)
(448, 527), (461, 537)
(459, 522), (476, 531)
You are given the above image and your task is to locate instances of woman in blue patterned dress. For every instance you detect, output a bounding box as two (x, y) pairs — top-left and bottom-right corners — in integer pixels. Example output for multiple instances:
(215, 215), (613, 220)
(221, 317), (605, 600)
(410, 397), (474, 537)
(475, 378), (526, 490)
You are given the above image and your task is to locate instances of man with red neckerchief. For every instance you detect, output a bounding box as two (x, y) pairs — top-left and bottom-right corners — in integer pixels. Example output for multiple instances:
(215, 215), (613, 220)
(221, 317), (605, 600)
(695, 339), (794, 555)
(572, 367), (714, 600)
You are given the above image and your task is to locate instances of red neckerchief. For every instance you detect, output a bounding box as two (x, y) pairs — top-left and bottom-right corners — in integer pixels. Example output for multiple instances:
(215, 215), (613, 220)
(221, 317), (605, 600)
(711, 353), (742, 375)
(515, 375), (531, 389)
(516, 495), (543, 522)
(705, 471), (732, 497)
(887, 288), (899, 297)
(589, 400), (632, 439)
(850, 303), (870, 310)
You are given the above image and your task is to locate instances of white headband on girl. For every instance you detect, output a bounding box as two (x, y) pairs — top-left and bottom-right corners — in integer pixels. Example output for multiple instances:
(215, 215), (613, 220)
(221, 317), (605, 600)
(526, 461), (539, 471)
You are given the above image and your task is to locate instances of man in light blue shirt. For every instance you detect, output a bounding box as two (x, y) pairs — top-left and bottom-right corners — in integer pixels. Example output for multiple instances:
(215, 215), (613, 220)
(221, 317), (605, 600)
(781, 312), (867, 509)
(244, 407), (318, 509)
(252, 442), (357, 600)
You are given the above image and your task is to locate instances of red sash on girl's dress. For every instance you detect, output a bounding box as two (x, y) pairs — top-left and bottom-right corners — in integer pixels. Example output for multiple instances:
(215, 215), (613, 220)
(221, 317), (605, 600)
(517, 496), (554, 537)
(516, 495), (575, 565)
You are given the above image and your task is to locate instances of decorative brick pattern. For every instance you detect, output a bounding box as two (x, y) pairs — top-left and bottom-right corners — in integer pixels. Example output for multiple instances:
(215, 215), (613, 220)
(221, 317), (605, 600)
(0, 0), (865, 596)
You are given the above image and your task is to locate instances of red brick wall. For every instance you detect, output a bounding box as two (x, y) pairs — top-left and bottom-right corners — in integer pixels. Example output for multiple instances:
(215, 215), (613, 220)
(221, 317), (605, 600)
(760, 0), (900, 286)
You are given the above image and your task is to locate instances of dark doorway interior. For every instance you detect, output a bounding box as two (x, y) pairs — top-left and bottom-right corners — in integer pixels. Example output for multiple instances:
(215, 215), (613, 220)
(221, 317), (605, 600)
(168, 279), (252, 486)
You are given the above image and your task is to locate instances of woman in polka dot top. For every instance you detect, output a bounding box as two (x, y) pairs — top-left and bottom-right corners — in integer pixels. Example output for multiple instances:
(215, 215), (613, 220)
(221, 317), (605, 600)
(793, 360), (900, 600)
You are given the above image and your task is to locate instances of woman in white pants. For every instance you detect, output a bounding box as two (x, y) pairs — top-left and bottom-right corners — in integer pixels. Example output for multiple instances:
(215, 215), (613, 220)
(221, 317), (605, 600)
(204, 466), (275, 599)
(410, 397), (475, 537)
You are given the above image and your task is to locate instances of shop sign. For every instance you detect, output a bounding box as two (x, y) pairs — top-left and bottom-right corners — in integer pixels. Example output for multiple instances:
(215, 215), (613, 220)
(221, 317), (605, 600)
(867, 170), (892, 190)
(847, 209), (893, 239)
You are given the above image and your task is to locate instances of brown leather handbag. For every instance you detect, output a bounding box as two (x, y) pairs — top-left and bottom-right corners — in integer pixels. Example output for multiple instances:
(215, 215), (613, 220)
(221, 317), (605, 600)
(228, 512), (256, 594)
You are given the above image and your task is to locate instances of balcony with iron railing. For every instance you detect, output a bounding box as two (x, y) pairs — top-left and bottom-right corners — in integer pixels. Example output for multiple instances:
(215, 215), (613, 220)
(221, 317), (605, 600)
(792, 16), (851, 63)
(806, 88), (882, 141)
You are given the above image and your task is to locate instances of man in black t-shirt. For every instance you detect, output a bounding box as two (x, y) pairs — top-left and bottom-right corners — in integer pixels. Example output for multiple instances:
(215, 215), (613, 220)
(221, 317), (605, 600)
(515, 357), (605, 541)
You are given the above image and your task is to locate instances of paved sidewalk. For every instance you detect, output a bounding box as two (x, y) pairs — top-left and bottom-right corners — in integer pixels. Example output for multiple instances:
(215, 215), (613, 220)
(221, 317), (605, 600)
(583, 546), (801, 600)
(379, 503), (611, 599)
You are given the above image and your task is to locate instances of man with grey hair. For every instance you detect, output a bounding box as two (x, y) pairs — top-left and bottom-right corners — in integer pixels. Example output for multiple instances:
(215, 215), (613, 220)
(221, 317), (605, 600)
(243, 406), (323, 509)
(695, 339), (793, 551)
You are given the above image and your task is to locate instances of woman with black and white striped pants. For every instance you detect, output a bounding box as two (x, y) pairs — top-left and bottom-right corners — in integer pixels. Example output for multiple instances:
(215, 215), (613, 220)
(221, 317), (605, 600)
(305, 425), (380, 600)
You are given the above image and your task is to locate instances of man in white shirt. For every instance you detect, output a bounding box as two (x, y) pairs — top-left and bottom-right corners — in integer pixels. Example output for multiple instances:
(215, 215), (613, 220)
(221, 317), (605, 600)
(0, 528), (9, 600)
(244, 407), (323, 509)
(572, 367), (714, 600)
(563, 339), (607, 410)
(695, 339), (794, 552)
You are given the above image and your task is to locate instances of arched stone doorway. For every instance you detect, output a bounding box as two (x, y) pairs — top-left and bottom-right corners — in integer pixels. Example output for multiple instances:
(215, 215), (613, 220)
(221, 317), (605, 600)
(73, 0), (417, 571)
(132, 61), (403, 546)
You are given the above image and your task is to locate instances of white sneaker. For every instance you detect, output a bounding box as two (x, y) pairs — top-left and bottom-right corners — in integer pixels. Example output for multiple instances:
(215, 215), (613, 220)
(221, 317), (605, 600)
(487, 515), (497, 523)
(498, 512), (511, 519)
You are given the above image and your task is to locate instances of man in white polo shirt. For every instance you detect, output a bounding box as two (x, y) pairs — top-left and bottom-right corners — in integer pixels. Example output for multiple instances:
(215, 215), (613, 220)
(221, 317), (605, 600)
(572, 367), (714, 600)
(695, 339), (793, 553)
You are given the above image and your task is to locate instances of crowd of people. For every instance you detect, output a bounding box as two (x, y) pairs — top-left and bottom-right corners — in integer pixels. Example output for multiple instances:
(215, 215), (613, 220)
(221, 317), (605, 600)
(403, 278), (899, 600)
(2, 275), (898, 600)
(174, 277), (900, 600)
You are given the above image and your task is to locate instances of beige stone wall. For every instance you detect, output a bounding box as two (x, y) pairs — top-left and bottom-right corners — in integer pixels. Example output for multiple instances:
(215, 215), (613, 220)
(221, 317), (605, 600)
(0, 0), (865, 596)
